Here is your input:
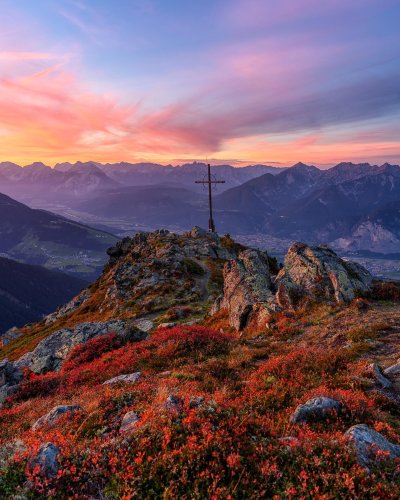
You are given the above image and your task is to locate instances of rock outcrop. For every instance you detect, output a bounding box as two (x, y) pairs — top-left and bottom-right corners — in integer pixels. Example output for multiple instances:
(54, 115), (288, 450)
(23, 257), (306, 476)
(32, 405), (83, 431)
(218, 249), (277, 330)
(345, 424), (400, 469)
(276, 243), (372, 308)
(217, 241), (372, 331)
(0, 359), (23, 406)
(17, 320), (147, 374)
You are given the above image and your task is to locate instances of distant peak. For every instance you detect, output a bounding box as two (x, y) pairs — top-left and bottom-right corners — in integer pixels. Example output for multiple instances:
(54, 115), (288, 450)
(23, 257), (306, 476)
(24, 161), (49, 169)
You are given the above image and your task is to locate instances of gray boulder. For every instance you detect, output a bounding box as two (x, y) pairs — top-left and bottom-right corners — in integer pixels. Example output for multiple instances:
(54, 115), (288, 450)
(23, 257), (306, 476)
(120, 411), (140, 434)
(165, 395), (183, 414)
(103, 372), (141, 385)
(290, 397), (344, 424)
(222, 249), (276, 331)
(1, 327), (23, 346)
(32, 405), (83, 431)
(19, 320), (147, 374)
(30, 443), (59, 477)
(276, 243), (372, 308)
(188, 226), (208, 238)
(369, 363), (392, 389)
(384, 359), (400, 377)
(0, 359), (23, 407)
(345, 424), (400, 469)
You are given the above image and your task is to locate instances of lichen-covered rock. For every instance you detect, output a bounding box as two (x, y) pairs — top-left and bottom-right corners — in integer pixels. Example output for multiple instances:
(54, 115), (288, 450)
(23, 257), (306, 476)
(290, 397), (344, 424)
(32, 405), (83, 431)
(0, 359), (23, 407)
(275, 243), (372, 308)
(103, 372), (141, 385)
(384, 359), (400, 376)
(20, 320), (147, 374)
(30, 443), (59, 478)
(222, 249), (276, 330)
(120, 411), (140, 434)
(345, 424), (400, 469)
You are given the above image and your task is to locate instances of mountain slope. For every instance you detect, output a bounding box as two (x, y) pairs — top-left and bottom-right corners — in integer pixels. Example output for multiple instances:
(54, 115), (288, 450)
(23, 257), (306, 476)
(0, 257), (85, 334)
(0, 230), (399, 497)
(0, 192), (117, 278)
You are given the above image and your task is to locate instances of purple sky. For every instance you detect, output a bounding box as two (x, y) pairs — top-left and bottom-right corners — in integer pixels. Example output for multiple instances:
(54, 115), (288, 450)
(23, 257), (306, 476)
(0, 0), (399, 166)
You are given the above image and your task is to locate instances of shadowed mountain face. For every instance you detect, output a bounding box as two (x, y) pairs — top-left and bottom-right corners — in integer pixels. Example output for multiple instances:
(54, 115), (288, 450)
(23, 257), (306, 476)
(0, 257), (85, 334)
(0, 193), (117, 279)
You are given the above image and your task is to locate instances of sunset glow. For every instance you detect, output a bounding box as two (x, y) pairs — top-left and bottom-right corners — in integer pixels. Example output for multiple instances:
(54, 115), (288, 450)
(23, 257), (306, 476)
(1, 0), (399, 166)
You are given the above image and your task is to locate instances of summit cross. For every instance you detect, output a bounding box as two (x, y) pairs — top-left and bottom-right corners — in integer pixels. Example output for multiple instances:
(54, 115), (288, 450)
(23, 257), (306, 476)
(195, 163), (225, 233)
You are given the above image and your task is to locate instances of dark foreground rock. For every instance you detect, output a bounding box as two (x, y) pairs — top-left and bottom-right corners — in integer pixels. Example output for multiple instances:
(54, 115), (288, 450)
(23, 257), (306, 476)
(30, 443), (59, 477)
(0, 359), (23, 407)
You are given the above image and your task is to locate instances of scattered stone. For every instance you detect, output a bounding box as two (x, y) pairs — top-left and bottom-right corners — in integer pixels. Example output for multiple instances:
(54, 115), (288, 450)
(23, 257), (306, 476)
(120, 411), (140, 434)
(103, 372), (142, 385)
(30, 443), (59, 478)
(18, 320), (147, 374)
(189, 396), (205, 409)
(384, 359), (400, 377)
(165, 395), (183, 414)
(369, 363), (392, 389)
(290, 397), (344, 424)
(32, 405), (83, 431)
(345, 424), (400, 469)
(158, 322), (176, 329)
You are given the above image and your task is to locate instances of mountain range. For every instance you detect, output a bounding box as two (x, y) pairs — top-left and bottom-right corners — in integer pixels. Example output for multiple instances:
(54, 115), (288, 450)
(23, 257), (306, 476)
(0, 161), (283, 205)
(2, 160), (400, 254)
(0, 257), (85, 335)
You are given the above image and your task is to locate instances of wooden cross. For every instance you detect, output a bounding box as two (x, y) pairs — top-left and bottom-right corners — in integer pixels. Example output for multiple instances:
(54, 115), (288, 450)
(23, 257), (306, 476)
(195, 163), (225, 232)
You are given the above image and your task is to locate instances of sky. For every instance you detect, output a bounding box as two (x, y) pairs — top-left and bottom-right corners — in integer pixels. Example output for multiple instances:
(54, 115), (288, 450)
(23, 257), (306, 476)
(0, 0), (399, 167)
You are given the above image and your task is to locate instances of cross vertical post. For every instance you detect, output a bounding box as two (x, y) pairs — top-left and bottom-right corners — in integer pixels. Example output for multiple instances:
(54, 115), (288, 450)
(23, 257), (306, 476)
(195, 163), (225, 232)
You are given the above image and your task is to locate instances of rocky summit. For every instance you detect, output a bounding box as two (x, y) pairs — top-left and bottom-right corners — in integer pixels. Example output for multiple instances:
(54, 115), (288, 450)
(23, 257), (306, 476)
(0, 228), (400, 498)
